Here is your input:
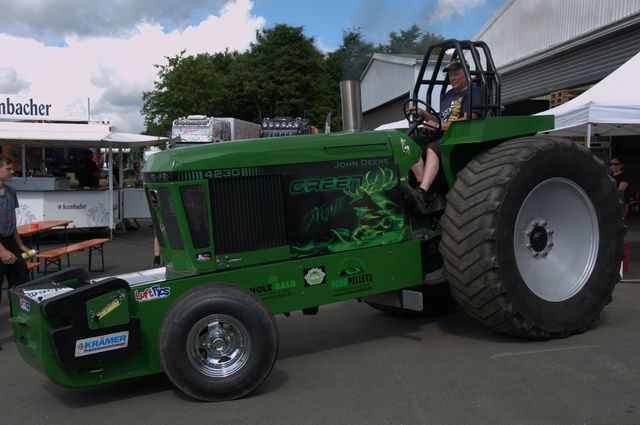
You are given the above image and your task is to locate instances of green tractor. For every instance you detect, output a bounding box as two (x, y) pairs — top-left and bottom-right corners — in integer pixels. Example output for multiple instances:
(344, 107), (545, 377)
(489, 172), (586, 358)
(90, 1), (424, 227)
(9, 40), (624, 401)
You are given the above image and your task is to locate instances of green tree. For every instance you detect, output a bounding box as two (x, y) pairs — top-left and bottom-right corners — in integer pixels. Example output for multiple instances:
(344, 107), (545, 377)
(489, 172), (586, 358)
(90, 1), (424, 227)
(241, 24), (330, 125)
(141, 49), (243, 136)
(379, 24), (444, 54)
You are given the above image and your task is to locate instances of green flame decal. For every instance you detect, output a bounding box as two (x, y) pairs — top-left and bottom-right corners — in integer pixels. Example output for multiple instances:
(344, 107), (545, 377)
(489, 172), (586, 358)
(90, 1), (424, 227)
(292, 168), (407, 257)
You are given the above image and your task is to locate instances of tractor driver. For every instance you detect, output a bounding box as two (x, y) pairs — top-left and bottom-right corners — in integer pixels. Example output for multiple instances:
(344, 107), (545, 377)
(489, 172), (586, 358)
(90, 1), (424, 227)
(405, 58), (481, 214)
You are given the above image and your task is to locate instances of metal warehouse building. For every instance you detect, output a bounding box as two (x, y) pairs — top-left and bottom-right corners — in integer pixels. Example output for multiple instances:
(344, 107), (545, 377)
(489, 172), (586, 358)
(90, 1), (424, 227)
(361, 0), (640, 130)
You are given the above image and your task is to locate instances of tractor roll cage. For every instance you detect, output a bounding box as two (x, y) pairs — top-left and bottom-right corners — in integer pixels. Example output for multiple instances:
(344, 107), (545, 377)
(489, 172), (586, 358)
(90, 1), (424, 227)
(413, 39), (502, 119)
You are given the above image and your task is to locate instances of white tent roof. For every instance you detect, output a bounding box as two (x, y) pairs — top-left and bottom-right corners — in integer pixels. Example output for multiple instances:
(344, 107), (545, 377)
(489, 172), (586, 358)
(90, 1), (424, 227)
(0, 121), (167, 147)
(537, 51), (640, 137)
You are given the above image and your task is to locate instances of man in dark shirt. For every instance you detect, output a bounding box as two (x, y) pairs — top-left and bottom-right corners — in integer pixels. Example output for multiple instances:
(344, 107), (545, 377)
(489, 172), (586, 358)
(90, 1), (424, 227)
(406, 58), (481, 214)
(0, 155), (30, 344)
(76, 150), (100, 188)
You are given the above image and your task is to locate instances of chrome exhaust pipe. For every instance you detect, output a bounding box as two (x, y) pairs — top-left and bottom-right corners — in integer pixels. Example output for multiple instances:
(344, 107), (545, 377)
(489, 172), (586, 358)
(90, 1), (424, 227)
(340, 80), (363, 132)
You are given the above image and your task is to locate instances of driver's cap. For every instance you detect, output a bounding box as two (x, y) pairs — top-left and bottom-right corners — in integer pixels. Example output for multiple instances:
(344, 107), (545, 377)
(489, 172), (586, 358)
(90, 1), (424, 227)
(443, 58), (467, 72)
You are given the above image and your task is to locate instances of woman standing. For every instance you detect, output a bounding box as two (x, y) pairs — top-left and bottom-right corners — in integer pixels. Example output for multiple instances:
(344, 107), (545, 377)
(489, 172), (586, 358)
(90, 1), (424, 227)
(610, 156), (630, 202)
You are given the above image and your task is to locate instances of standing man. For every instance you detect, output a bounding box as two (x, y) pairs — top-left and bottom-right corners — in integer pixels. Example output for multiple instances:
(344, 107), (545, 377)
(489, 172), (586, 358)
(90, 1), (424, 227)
(76, 149), (100, 188)
(133, 161), (144, 187)
(0, 155), (30, 348)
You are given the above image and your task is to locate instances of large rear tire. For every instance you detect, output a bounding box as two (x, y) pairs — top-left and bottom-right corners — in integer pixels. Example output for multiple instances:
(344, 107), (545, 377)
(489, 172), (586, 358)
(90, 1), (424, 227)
(440, 136), (624, 338)
(158, 283), (279, 401)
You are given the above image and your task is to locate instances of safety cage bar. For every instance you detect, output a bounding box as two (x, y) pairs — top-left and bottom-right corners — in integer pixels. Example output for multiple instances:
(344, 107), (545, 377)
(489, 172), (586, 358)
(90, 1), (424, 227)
(413, 39), (502, 120)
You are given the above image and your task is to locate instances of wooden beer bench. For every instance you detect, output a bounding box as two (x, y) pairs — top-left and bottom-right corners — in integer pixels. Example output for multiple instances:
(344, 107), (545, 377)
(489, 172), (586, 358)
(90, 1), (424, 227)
(26, 262), (40, 280)
(36, 238), (110, 274)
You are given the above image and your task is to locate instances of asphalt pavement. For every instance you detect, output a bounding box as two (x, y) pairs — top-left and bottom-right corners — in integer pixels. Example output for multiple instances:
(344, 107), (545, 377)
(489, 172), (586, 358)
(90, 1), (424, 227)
(0, 219), (639, 425)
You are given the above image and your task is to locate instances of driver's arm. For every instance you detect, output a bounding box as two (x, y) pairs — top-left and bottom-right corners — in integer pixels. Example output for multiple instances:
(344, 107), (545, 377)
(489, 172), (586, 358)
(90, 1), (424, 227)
(410, 107), (437, 121)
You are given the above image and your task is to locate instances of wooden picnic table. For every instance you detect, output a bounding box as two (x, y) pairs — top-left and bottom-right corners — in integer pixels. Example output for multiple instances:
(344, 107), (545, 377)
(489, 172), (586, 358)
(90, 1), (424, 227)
(17, 220), (73, 238)
(18, 220), (73, 252)
(17, 220), (73, 274)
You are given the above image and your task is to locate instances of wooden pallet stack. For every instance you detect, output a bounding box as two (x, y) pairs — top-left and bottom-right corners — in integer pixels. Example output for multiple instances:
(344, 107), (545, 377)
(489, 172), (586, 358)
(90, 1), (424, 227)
(549, 89), (584, 108)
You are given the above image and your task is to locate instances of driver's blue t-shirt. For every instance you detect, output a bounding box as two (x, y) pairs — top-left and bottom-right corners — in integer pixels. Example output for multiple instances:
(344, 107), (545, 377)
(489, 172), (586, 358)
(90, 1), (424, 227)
(439, 85), (483, 123)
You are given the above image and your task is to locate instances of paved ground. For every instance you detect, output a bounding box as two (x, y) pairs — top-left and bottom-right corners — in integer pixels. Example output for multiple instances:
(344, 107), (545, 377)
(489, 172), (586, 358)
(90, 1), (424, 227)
(1, 219), (639, 425)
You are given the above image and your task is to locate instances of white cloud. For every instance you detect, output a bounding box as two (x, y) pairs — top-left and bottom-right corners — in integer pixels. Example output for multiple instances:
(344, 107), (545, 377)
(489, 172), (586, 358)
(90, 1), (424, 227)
(429, 0), (487, 23)
(0, 0), (264, 133)
(0, 67), (31, 93)
(0, 0), (229, 42)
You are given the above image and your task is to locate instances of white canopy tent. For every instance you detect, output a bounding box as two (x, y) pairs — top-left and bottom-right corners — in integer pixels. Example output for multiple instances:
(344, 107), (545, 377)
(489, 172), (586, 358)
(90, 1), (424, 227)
(0, 120), (167, 231)
(0, 121), (166, 147)
(536, 51), (640, 146)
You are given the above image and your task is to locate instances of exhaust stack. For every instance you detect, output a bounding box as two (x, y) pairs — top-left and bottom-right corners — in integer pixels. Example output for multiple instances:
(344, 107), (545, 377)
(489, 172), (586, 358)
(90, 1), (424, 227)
(340, 80), (363, 132)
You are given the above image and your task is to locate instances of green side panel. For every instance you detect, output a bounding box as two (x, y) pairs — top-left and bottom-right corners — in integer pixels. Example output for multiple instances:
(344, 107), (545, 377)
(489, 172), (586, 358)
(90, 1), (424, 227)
(439, 115), (555, 185)
(226, 240), (424, 314)
(215, 246), (290, 269)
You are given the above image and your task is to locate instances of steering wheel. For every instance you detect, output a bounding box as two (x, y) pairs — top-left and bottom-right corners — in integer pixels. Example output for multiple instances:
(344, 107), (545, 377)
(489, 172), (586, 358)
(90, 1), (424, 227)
(403, 98), (442, 138)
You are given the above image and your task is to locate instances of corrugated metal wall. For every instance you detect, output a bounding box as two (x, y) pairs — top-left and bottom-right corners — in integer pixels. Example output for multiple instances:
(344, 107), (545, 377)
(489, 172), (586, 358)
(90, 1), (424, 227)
(361, 54), (419, 112)
(476, 0), (640, 68)
(501, 23), (640, 104)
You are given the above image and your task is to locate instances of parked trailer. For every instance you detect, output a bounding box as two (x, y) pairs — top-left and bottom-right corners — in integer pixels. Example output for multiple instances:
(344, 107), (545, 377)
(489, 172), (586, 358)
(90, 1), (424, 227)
(223, 117), (261, 141)
(171, 115), (260, 146)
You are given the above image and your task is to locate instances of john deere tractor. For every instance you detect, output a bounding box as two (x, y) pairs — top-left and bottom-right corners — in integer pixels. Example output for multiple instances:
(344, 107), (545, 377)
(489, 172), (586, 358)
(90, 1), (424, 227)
(9, 40), (624, 401)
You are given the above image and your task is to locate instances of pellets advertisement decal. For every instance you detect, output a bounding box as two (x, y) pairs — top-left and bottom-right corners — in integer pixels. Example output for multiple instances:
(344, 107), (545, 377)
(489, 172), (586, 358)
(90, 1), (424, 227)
(330, 257), (374, 297)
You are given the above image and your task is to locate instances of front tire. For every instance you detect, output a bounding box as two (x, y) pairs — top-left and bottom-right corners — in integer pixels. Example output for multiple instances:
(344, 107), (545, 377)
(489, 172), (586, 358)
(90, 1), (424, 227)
(158, 283), (279, 401)
(440, 136), (624, 338)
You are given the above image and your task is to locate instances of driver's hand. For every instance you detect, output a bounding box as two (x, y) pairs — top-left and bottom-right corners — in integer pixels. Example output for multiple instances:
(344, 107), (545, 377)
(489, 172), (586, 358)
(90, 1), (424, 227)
(408, 107), (426, 116)
(423, 119), (440, 131)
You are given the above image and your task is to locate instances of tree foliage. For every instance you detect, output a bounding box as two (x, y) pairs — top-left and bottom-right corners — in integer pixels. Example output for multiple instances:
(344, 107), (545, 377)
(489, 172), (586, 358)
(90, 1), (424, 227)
(141, 24), (443, 136)
(141, 49), (242, 136)
(242, 24), (328, 124)
(378, 24), (444, 55)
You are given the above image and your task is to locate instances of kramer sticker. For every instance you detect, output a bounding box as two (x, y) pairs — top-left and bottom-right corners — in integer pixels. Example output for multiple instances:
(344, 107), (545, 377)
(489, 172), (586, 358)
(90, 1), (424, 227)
(304, 266), (326, 287)
(134, 285), (171, 303)
(74, 331), (129, 357)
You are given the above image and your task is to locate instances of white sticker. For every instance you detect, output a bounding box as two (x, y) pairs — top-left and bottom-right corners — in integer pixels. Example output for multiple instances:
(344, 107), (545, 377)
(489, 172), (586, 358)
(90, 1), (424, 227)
(74, 331), (129, 357)
(19, 296), (31, 312)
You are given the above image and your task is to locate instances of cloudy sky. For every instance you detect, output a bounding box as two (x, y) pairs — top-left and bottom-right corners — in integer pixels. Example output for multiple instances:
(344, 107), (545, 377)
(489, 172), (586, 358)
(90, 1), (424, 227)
(0, 0), (502, 133)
